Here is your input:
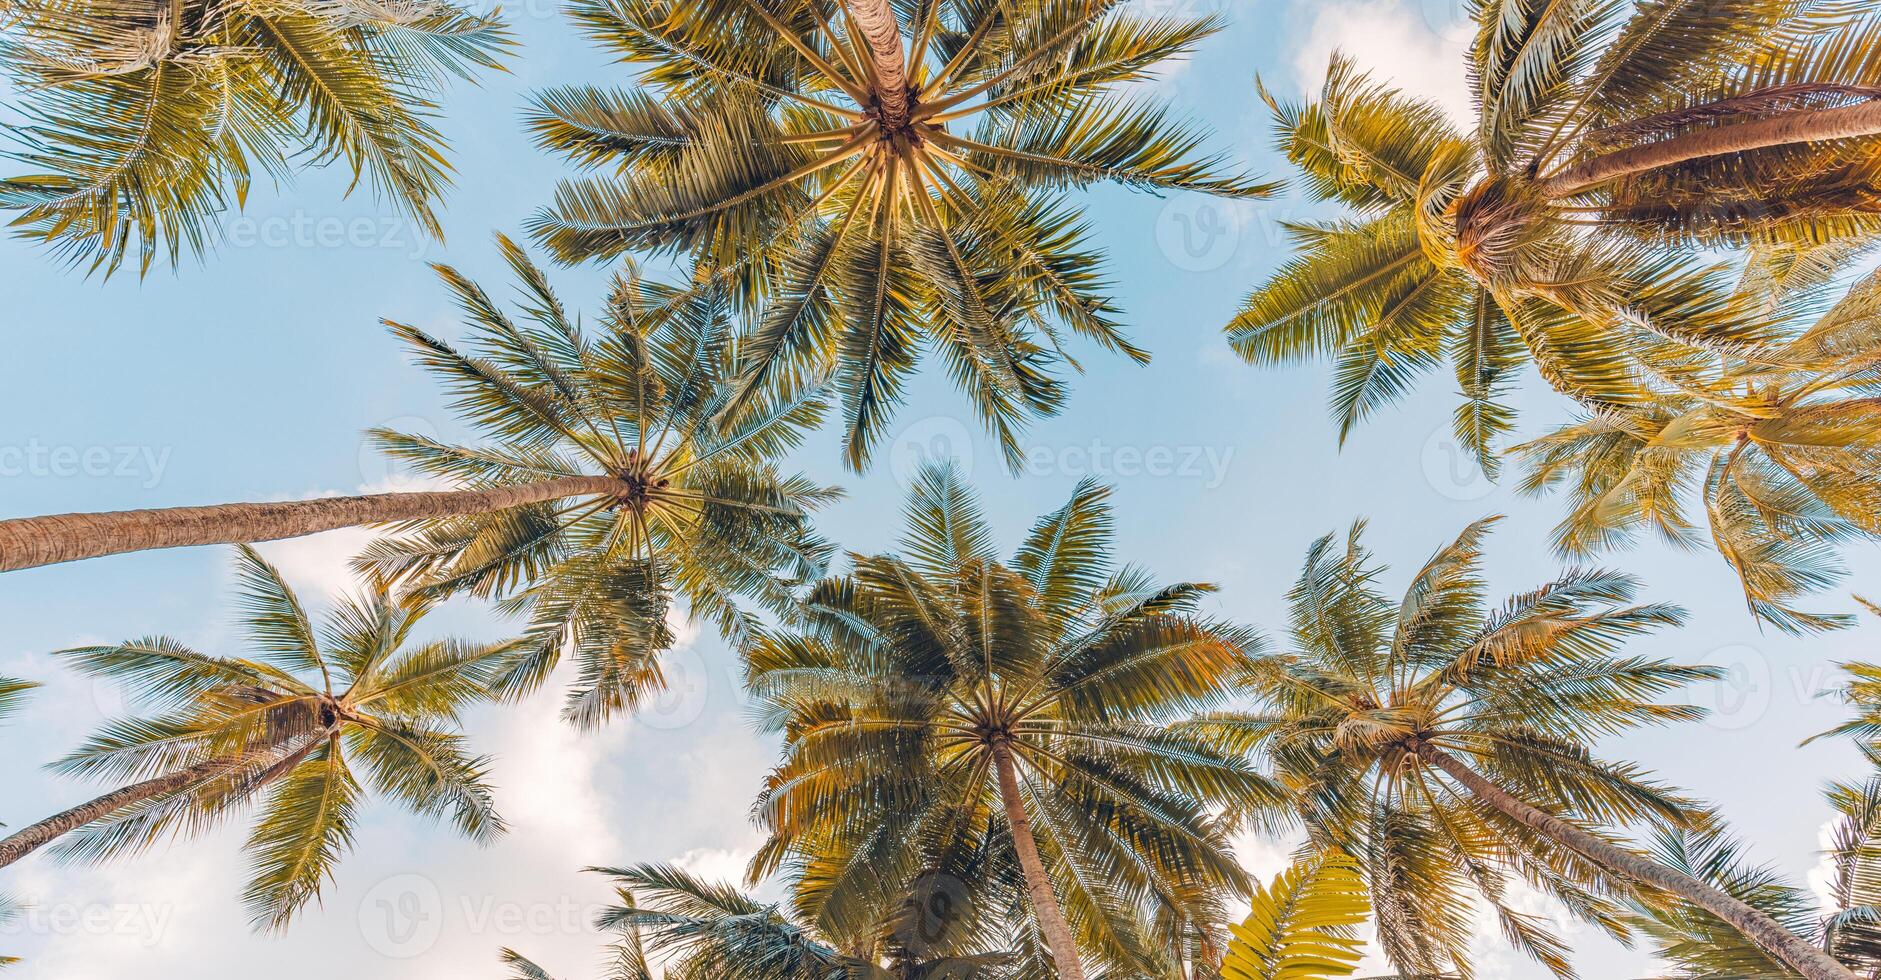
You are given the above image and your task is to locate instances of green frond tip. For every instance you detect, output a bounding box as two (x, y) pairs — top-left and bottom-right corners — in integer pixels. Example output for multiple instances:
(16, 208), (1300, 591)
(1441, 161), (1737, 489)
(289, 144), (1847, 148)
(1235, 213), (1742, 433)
(1223, 851), (1369, 980)
(524, 0), (1267, 472)
(0, 0), (514, 276)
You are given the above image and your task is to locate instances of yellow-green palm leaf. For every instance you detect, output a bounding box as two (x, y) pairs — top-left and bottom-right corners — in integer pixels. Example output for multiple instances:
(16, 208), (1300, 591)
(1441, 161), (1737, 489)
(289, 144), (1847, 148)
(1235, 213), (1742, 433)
(1221, 852), (1368, 980)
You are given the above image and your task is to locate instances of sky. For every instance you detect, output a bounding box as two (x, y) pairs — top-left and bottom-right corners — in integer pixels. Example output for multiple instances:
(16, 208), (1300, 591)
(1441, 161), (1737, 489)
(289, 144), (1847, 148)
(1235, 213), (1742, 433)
(1, 0), (1878, 977)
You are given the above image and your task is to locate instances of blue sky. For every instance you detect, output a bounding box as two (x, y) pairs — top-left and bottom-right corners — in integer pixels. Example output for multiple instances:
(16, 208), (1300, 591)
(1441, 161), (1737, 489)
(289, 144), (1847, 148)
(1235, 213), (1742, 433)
(2, 0), (1877, 976)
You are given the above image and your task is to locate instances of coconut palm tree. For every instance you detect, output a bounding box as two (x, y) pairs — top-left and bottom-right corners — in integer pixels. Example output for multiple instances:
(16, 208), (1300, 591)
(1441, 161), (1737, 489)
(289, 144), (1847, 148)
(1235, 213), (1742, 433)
(0, 546), (514, 930)
(501, 863), (1013, 979)
(0, 240), (835, 723)
(0, 677), (30, 968)
(1217, 850), (1452, 980)
(1229, 2), (1881, 467)
(1513, 265), (1881, 634)
(746, 461), (1276, 980)
(1618, 818), (1871, 979)
(0, 0), (510, 276)
(0, 678), (31, 724)
(525, 0), (1272, 469)
(1182, 517), (1855, 980)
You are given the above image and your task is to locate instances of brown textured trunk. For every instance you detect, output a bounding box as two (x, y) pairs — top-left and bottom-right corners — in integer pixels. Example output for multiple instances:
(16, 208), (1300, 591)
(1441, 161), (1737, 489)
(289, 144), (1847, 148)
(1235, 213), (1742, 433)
(1414, 741), (1856, 980)
(992, 740), (1087, 980)
(1539, 98), (1881, 197)
(0, 737), (315, 868)
(0, 475), (621, 573)
(843, 0), (910, 128)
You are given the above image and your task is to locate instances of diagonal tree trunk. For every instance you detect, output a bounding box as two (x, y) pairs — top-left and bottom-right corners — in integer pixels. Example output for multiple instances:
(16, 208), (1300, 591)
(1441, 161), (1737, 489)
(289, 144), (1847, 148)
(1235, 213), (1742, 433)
(1538, 98), (1881, 198)
(0, 475), (622, 573)
(0, 736), (319, 869)
(843, 0), (911, 128)
(1413, 741), (1858, 980)
(992, 740), (1088, 980)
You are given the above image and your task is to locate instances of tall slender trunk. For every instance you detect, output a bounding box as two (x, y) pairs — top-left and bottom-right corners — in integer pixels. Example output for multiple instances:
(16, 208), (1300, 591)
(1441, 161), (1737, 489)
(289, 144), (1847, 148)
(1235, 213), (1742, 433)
(1413, 741), (1857, 980)
(1538, 98), (1881, 197)
(991, 740), (1087, 980)
(843, 0), (910, 128)
(0, 475), (621, 573)
(0, 737), (315, 868)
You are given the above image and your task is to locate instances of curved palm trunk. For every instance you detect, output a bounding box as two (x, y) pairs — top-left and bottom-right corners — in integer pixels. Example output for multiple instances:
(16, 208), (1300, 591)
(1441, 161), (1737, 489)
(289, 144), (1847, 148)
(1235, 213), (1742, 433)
(992, 740), (1088, 980)
(843, 0), (910, 128)
(1539, 99), (1881, 198)
(0, 475), (621, 573)
(1414, 742), (1857, 980)
(0, 737), (317, 868)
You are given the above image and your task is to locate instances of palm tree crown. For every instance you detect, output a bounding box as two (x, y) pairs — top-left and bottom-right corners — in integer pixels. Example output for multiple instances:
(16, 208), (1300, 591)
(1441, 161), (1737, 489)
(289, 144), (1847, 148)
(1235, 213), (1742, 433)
(747, 461), (1273, 980)
(526, 0), (1272, 468)
(0, 546), (513, 930)
(1230, 4), (1881, 467)
(1514, 264), (1881, 634)
(0, 0), (510, 275)
(505, 862), (1014, 979)
(1183, 517), (1786, 978)
(356, 237), (839, 727)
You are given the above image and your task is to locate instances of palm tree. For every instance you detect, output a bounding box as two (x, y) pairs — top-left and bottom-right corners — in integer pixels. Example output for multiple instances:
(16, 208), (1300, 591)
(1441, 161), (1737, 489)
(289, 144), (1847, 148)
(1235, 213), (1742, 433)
(1618, 817), (1873, 979)
(1513, 265), (1881, 634)
(0, 0), (510, 276)
(1217, 850), (1451, 980)
(1219, 851), (1370, 980)
(525, 0), (1272, 469)
(501, 863), (1012, 979)
(0, 546), (513, 930)
(1229, 3), (1881, 466)
(746, 461), (1276, 980)
(1183, 517), (1855, 980)
(0, 677), (30, 969)
(0, 239), (834, 723)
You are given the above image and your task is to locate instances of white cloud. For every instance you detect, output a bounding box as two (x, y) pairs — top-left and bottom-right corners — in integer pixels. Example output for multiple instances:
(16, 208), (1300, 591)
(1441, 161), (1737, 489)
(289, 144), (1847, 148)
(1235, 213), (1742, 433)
(1291, 0), (1473, 124)
(249, 475), (454, 600)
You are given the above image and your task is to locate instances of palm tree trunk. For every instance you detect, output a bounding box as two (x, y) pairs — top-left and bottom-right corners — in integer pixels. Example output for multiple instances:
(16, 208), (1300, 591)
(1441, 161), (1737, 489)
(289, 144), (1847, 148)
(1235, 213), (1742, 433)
(842, 0), (910, 128)
(991, 740), (1088, 980)
(1539, 98), (1881, 198)
(0, 475), (621, 573)
(0, 738), (315, 868)
(1413, 741), (1857, 980)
